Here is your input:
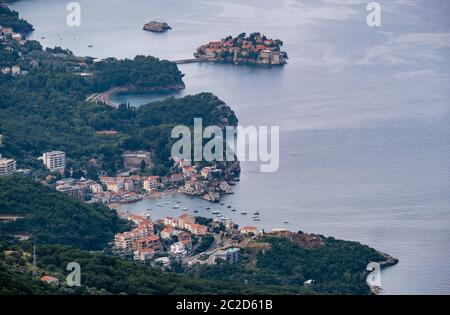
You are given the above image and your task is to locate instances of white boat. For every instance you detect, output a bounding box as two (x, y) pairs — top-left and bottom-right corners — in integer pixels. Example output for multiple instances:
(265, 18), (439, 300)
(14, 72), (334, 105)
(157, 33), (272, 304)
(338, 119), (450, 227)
(212, 210), (221, 215)
(182, 207), (188, 211)
(173, 205), (179, 209)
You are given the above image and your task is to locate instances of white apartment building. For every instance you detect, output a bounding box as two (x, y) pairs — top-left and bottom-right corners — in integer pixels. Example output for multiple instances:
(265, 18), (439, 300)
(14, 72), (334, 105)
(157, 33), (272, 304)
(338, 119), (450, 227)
(143, 176), (159, 192)
(0, 155), (16, 177)
(169, 241), (187, 257)
(42, 151), (66, 172)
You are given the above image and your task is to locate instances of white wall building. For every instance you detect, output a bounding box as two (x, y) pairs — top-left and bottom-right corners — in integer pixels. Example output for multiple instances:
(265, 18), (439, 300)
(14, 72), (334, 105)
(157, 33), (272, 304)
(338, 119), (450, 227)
(169, 241), (187, 256)
(0, 155), (16, 177)
(42, 151), (66, 172)
(143, 176), (159, 192)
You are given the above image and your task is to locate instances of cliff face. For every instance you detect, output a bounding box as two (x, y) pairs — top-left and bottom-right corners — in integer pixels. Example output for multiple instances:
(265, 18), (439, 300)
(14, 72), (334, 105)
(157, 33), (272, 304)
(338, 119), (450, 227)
(143, 21), (171, 33)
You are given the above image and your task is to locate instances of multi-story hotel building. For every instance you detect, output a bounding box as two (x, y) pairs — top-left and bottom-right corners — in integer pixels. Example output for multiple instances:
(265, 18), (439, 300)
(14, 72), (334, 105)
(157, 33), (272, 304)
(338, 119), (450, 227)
(0, 155), (16, 177)
(42, 151), (66, 172)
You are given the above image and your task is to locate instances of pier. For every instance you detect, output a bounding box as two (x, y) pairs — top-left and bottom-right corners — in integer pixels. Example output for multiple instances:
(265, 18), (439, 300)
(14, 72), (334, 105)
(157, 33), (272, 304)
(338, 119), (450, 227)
(172, 58), (201, 64)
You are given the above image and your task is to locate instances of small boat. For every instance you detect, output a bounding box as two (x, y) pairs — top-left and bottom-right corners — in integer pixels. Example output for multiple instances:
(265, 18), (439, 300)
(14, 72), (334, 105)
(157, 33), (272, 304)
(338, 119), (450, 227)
(252, 215), (259, 219)
(231, 208), (237, 212)
(157, 203), (162, 207)
(182, 207), (187, 211)
(88, 44), (93, 47)
(177, 201), (182, 204)
(217, 214), (222, 218)
(220, 203), (224, 206)
(165, 201), (171, 204)
(253, 218), (261, 221)
(212, 210), (221, 215)
(284, 221), (290, 224)
(206, 207), (211, 210)
(241, 211), (247, 215)
(193, 210), (199, 213)
(227, 205), (232, 208)
(253, 211), (260, 215)
(173, 205), (179, 209)
(147, 208), (152, 211)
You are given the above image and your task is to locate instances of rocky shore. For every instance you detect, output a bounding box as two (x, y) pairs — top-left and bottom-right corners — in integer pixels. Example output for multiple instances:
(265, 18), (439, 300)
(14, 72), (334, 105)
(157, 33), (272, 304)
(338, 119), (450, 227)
(143, 21), (172, 33)
(368, 251), (399, 295)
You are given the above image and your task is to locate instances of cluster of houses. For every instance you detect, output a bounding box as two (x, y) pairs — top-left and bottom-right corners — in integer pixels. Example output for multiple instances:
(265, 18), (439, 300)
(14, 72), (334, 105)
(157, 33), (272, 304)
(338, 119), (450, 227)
(0, 25), (29, 76)
(175, 159), (234, 202)
(195, 32), (288, 65)
(114, 212), (210, 262)
(114, 209), (262, 266)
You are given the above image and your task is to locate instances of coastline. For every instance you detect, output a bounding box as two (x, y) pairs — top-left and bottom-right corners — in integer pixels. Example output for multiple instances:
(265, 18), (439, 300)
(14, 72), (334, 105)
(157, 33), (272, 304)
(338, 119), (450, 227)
(369, 251), (400, 295)
(86, 83), (185, 107)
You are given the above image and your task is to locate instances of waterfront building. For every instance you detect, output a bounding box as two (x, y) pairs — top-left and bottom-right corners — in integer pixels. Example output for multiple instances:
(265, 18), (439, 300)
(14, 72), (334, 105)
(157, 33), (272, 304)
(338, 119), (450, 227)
(124, 179), (135, 192)
(0, 155), (16, 177)
(105, 179), (123, 193)
(92, 191), (111, 204)
(240, 226), (258, 234)
(41, 151), (66, 172)
(164, 216), (178, 227)
(143, 176), (160, 192)
(178, 214), (195, 230)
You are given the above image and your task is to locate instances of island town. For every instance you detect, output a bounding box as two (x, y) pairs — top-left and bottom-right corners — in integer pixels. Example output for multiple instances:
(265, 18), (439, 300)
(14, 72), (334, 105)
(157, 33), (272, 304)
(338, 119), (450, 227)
(194, 32), (288, 65)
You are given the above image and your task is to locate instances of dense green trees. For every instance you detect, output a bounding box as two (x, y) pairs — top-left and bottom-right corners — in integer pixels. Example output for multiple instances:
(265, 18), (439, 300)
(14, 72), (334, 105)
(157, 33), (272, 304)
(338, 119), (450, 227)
(0, 34), (236, 176)
(89, 56), (184, 92)
(0, 176), (125, 250)
(193, 236), (383, 295)
(0, 6), (34, 33)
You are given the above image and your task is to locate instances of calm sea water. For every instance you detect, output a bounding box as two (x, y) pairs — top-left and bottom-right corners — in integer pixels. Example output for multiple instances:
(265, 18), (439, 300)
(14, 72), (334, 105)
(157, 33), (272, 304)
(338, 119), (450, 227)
(13, 0), (450, 294)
